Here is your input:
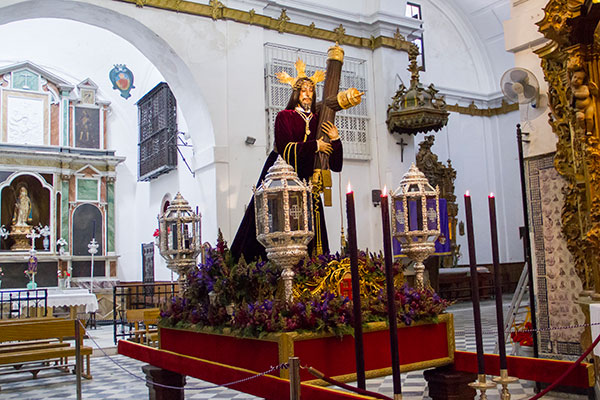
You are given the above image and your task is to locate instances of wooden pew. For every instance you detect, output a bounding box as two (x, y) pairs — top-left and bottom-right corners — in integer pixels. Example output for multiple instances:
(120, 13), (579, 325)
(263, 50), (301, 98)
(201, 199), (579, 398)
(0, 319), (93, 379)
(126, 308), (160, 346)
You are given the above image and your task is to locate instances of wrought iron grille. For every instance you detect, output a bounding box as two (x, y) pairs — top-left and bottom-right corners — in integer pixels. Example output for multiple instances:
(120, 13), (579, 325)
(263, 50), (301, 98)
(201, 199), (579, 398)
(0, 289), (48, 319)
(112, 282), (177, 344)
(138, 82), (178, 181)
(265, 43), (370, 160)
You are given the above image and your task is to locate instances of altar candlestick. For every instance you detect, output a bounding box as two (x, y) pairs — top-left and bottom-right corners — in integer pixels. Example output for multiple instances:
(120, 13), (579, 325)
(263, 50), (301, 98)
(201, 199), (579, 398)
(92, 220), (96, 239)
(464, 192), (485, 375)
(381, 187), (402, 397)
(489, 193), (508, 370)
(346, 183), (366, 389)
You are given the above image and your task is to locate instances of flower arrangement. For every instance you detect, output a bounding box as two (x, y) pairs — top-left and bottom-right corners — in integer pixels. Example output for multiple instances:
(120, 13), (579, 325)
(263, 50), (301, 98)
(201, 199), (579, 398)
(153, 229), (160, 238)
(160, 233), (451, 338)
(57, 269), (70, 280)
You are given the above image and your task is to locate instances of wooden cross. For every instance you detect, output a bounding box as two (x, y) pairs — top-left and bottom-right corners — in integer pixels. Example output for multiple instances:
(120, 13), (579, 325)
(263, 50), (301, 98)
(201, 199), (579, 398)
(396, 138), (408, 162)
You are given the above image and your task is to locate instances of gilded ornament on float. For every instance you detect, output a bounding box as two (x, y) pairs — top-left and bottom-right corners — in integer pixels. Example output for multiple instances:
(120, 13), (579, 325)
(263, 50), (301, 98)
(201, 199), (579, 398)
(391, 164), (440, 288)
(254, 155), (314, 303)
(386, 45), (449, 135)
(157, 192), (202, 295)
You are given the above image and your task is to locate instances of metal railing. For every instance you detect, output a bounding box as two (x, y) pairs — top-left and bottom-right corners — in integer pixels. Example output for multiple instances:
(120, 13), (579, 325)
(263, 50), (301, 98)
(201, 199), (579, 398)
(0, 289), (48, 319)
(112, 282), (177, 344)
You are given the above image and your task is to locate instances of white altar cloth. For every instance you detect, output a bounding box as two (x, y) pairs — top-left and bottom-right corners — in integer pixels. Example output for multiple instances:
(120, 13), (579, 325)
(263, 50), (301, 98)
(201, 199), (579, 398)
(46, 288), (98, 313)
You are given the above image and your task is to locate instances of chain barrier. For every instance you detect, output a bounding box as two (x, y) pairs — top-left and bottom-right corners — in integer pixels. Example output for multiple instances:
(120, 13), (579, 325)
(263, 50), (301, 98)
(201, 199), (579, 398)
(80, 320), (287, 392)
(83, 318), (600, 398)
(473, 321), (600, 336)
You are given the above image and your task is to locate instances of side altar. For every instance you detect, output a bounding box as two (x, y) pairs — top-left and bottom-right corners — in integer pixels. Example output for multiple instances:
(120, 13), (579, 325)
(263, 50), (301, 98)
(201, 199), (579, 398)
(0, 62), (123, 290)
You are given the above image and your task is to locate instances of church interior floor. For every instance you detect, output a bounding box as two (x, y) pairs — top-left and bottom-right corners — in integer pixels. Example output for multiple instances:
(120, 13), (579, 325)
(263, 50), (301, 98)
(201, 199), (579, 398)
(0, 296), (589, 399)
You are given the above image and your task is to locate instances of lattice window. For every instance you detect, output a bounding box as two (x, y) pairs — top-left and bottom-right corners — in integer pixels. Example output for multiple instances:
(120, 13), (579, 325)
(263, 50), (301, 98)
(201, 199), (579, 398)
(264, 43), (370, 160)
(137, 82), (178, 181)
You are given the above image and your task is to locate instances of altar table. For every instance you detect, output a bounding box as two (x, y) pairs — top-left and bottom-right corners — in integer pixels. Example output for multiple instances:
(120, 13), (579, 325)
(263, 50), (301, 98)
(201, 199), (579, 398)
(47, 288), (98, 318)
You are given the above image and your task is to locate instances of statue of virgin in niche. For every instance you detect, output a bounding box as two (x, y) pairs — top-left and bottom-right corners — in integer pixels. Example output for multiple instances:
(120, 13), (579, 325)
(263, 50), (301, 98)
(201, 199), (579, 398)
(12, 185), (33, 227)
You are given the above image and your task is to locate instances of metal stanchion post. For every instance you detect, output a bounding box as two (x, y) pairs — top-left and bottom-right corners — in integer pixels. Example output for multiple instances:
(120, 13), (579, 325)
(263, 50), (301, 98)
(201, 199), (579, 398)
(289, 357), (301, 400)
(75, 319), (82, 400)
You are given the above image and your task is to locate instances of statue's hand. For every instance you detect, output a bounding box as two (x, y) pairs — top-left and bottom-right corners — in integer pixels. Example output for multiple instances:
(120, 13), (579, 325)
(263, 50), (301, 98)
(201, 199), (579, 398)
(322, 121), (340, 141)
(316, 138), (333, 155)
(337, 88), (364, 109)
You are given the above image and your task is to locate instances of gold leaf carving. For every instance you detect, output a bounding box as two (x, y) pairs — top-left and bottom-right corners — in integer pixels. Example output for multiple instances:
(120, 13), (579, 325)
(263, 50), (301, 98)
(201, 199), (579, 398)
(276, 9), (290, 33)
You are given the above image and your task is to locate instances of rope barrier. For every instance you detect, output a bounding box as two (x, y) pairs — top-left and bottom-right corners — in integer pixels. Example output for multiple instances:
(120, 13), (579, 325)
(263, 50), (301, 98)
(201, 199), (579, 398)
(528, 331), (600, 400)
(302, 365), (393, 400)
(81, 320), (287, 392)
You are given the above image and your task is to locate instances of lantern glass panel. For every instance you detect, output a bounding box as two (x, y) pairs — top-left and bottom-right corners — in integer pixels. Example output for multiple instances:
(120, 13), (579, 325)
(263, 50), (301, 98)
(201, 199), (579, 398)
(408, 184), (420, 193)
(407, 198), (423, 231)
(287, 179), (300, 187)
(268, 179), (283, 188)
(183, 223), (192, 249)
(288, 192), (303, 231)
(267, 192), (285, 232)
(426, 198), (438, 230)
(170, 222), (178, 250)
(393, 199), (405, 233)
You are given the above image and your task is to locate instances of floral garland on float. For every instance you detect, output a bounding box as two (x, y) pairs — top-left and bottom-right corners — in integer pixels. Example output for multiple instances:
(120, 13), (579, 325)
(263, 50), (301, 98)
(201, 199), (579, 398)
(159, 233), (451, 338)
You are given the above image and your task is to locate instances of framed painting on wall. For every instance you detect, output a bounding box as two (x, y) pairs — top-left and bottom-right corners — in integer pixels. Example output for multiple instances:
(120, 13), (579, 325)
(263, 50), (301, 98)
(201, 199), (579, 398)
(74, 106), (100, 149)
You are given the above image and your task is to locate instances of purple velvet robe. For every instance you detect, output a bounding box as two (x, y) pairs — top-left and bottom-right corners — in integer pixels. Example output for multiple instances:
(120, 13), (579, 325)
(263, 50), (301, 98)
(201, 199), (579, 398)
(231, 109), (343, 262)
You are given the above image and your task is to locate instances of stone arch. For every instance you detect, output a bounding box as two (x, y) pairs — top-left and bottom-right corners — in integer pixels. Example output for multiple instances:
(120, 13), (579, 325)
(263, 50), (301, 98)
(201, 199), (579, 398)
(0, 0), (215, 151)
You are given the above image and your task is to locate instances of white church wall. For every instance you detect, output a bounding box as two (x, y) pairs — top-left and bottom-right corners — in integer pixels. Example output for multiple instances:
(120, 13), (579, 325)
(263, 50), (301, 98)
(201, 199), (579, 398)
(406, 0), (523, 265)
(504, 0), (555, 158)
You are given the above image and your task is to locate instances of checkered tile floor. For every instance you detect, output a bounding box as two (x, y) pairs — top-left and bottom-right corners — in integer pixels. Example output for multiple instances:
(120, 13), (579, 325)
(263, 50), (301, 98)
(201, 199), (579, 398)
(0, 297), (589, 399)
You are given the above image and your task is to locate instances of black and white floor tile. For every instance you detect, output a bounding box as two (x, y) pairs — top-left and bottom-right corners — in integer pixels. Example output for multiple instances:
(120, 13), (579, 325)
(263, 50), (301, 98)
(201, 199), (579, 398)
(0, 298), (588, 399)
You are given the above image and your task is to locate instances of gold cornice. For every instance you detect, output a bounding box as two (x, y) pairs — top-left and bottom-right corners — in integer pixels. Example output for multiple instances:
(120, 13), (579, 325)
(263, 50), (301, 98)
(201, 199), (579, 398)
(113, 0), (412, 52)
(533, 40), (561, 59)
(446, 100), (519, 117)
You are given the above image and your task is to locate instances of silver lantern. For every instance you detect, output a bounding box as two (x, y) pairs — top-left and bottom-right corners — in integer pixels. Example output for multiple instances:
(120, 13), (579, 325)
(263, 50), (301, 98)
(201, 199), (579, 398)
(157, 192), (202, 295)
(391, 164), (440, 288)
(254, 155), (314, 303)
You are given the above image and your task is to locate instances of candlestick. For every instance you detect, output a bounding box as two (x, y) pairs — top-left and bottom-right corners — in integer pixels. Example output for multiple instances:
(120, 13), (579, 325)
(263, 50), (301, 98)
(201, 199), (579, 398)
(464, 192), (485, 375)
(488, 194), (507, 369)
(346, 184), (365, 389)
(489, 194), (518, 399)
(381, 189), (402, 397)
(92, 220), (96, 239)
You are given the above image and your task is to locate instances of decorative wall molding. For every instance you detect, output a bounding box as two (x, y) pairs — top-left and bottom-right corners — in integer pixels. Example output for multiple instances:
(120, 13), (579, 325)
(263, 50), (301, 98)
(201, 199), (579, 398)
(114, 0), (413, 52)
(445, 100), (519, 117)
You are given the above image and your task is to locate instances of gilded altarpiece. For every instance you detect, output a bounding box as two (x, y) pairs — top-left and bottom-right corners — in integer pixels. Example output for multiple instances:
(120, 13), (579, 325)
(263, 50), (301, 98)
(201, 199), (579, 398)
(535, 0), (600, 357)
(536, 2), (600, 295)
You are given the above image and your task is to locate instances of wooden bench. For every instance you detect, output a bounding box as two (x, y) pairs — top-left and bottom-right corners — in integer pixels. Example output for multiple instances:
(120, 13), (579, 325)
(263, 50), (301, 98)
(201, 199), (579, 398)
(0, 319), (93, 380)
(126, 308), (160, 346)
(438, 266), (493, 301)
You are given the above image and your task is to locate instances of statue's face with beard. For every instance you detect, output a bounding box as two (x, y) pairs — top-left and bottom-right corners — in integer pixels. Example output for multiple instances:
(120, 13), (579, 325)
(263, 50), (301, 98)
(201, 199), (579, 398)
(298, 80), (314, 111)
